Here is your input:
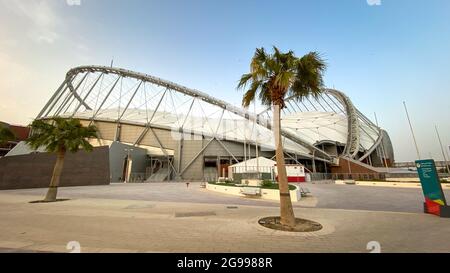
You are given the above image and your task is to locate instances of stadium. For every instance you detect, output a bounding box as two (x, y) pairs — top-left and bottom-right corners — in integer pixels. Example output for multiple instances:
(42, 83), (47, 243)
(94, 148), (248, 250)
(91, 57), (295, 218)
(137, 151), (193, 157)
(9, 65), (395, 183)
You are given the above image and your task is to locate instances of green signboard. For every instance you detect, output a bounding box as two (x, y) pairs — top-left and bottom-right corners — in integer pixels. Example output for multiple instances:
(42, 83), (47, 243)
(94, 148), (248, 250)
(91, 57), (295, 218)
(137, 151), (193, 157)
(416, 159), (448, 217)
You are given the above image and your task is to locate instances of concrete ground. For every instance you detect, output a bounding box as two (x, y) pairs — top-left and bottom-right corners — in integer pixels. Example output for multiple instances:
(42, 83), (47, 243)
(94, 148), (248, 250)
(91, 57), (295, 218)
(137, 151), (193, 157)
(0, 182), (449, 253)
(6, 182), (449, 213)
(307, 183), (450, 213)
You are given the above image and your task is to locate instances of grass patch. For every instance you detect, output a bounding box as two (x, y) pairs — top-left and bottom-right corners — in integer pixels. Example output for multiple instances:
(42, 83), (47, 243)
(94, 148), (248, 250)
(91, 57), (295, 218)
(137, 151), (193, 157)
(208, 182), (252, 188)
(262, 183), (297, 191)
(356, 178), (386, 182)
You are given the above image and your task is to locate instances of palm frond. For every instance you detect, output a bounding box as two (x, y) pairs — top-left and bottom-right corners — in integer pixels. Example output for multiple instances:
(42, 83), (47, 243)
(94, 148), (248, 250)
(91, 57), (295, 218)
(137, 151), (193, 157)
(0, 125), (15, 144)
(258, 82), (272, 107)
(291, 51), (326, 100)
(237, 73), (253, 90)
(251, 48), (269, 79)
(27, 118), (98, 154)
(242, 80), (262, 107)
(238, 47), (326, 108)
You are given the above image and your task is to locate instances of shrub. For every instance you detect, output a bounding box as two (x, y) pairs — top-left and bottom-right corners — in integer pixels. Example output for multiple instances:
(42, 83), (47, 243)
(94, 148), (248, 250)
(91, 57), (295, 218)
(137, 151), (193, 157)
(261, 180), (275, 187)
(217, 177), (235, 184)
(260, 180), (296, 191)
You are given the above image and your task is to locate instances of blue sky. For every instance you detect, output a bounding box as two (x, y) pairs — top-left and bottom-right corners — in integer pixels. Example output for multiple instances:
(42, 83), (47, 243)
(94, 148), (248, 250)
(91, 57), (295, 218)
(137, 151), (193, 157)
(1, 0), (450, 161)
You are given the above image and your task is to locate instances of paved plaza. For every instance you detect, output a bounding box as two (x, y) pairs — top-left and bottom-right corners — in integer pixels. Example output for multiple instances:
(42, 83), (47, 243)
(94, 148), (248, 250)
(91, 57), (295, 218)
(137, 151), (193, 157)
(0, 182), (449, 253)
(6, 182), (448, 213)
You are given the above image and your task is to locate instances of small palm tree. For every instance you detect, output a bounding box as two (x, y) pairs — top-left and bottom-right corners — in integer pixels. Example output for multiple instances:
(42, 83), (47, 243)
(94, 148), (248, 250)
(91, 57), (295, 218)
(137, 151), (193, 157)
(26, 118), (98, 202)
(238, 47), (326, 228)
(0, 124), (15, 145)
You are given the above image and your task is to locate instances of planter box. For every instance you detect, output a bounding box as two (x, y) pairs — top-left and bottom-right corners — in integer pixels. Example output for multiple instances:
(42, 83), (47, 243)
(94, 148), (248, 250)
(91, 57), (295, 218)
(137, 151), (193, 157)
(344, 180), (356, 185)
(206, 183), (301, 202)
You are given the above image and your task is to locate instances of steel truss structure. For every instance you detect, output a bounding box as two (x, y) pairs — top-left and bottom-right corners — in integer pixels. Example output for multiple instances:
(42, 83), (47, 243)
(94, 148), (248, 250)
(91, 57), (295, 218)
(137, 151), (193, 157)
(37, 66), (394, 179)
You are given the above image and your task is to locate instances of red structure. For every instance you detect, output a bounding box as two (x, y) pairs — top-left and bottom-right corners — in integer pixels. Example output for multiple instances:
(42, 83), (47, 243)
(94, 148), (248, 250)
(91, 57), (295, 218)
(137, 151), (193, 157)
(275, 164), (306, 183)
(0, 121), (30, 157)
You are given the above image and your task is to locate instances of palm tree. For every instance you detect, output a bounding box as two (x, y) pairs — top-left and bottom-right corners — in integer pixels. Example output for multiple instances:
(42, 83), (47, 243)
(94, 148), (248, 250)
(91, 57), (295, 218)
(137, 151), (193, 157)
(26, 118), (98, 202)
(0, 124), (15, 145)
(238, 47), (326, 228)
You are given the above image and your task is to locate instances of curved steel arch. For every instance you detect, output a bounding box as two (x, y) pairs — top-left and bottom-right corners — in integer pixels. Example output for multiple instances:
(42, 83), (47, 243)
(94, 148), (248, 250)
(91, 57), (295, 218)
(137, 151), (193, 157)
(39, 65), (392, 163)
(38, 66), (390, 163)
(38, 65), (334, 162)
(325, 89), (361, 158)
(283, 88), (383, 161)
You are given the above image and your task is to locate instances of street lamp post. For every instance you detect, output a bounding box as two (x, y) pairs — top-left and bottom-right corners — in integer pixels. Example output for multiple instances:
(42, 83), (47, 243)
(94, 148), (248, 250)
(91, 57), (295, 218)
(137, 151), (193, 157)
(403, 101), (421, 160)
(435, 125), (450, 174)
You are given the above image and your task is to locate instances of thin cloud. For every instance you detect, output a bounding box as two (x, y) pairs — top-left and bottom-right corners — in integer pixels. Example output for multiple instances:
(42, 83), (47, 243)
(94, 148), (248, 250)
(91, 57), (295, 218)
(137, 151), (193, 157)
(367, 0), (382, 6)
(1, 0), (60, 44)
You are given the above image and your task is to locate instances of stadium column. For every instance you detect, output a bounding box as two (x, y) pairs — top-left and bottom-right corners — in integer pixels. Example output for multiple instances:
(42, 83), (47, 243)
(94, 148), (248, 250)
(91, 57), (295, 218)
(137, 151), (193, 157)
(176, 128), (183, 181)
(114, 80), (143, 142)
(70, 73), (104, 118)
(55, 73), (90, 116)
(36, 78), (68, 119)
(89, 76), (121, 125)
(176, 97), (195, 180)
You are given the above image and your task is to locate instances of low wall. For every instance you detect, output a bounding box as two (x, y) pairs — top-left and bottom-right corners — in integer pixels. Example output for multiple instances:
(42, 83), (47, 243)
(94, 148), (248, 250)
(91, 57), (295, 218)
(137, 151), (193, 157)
(335, 180), (421, 188)
(386, 177), (420, 182)
(335, 180), (450, 189)
(0, 146), (110, 190)
(206, 183), (301, 202)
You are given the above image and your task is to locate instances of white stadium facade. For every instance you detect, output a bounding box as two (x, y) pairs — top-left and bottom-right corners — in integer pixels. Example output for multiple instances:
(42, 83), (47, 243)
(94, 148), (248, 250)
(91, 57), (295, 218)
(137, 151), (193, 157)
(30, 65), (394, 182)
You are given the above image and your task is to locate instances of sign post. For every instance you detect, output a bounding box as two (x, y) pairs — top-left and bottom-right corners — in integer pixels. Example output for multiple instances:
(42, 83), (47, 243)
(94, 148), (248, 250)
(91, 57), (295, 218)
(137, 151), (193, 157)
(416, 159), (450, 218)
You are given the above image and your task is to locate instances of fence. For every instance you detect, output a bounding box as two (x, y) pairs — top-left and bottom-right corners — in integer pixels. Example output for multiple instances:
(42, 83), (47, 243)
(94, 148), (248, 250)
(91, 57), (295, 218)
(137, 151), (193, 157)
(126, 171), (448, 183)
(309, 173), (386, 181)
(384, 173), (448, 179)
(310, 172), (448, 181)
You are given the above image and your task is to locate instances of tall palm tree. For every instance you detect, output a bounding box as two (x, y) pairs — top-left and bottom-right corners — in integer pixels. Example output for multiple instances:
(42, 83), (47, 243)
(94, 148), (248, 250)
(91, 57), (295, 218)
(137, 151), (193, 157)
(238, 47), (326, 228)
(26, 118), (98, 202)
(0, 124), (15, 145)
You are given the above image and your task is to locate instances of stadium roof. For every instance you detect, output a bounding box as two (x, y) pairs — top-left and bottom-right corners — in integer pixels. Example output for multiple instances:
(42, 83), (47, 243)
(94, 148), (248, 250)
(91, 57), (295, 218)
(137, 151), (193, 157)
(37, 65), (389, 163)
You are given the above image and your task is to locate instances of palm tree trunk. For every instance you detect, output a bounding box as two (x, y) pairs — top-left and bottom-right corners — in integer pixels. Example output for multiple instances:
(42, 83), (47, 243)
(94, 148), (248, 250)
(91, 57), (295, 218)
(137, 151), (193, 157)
(44, 150), (66, 202)
(273, 103), (296, 228)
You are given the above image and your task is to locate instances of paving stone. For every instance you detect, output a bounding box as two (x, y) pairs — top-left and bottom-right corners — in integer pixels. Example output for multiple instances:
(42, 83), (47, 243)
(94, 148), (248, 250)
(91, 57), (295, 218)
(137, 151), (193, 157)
(0, 183), (449, 252)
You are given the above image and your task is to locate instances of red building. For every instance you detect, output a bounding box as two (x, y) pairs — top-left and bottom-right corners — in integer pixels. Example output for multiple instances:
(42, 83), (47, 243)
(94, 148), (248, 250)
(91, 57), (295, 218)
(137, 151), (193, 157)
(0, 122), (30, 157)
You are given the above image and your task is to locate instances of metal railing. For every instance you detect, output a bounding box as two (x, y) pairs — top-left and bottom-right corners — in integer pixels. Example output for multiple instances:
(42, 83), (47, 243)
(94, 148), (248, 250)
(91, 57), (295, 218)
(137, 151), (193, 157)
(309, 173), (386, 181)
(127, 173), (148, 183)
(309, 172), (449, 181)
